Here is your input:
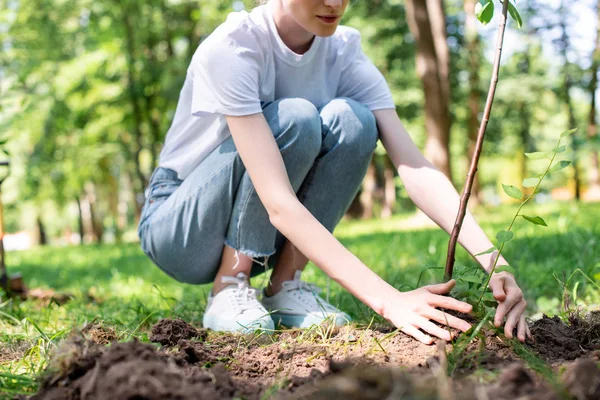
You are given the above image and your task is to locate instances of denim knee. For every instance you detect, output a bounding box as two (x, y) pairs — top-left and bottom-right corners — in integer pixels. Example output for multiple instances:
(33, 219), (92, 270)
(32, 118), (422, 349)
(321, 98), (379, 159)
(273, 98), (322, 160)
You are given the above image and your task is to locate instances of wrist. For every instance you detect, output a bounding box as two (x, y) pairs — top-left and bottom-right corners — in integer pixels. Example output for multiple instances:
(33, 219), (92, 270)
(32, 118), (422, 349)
(377, 288), (404, 320)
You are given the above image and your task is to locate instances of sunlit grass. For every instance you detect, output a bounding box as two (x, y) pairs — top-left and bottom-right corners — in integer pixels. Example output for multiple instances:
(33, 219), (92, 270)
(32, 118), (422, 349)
(1, 201), (599, 397)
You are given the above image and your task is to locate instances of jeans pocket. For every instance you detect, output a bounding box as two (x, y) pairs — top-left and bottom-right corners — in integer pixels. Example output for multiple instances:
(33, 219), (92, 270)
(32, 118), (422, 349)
(139, 179), (181, 228)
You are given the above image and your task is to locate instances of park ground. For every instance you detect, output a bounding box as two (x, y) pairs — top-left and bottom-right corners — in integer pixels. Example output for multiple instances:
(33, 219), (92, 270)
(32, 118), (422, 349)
(0, 202), (599, 399)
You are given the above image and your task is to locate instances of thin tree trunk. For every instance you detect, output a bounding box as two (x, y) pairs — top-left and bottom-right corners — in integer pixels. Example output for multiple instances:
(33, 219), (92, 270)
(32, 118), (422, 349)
(445, 0), (510, 280)
(76, 196), (85, 245)
(36, 215), (47, 246)
(406, 0), (453, 182)
(558, 16), (581, 201)
(381, 156), (396, 219)
(518, 49), (532, 191)
(465, 0), (482, 205)
(121, 3), (149, 193)
(360, 161), (377, 219)
(588, 0), (600, 192)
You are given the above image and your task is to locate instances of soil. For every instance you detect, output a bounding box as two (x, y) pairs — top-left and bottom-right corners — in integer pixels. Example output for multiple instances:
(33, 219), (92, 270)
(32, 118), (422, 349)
(25, 314), (600, 400)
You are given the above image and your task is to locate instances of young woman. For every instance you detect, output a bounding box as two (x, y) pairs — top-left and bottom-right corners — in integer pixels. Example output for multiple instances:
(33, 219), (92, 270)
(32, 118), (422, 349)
(138, 0), (531, 344)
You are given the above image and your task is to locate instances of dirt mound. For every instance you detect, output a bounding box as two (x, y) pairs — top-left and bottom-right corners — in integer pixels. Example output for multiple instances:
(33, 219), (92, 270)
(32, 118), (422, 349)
(26, 317), (600, 400)
(562, 357), (600, 400)
(487, 363), (558, 400)
(149, 317), (207, 346)
(32, 340), (237, 400)
(530, 314), (600, 363)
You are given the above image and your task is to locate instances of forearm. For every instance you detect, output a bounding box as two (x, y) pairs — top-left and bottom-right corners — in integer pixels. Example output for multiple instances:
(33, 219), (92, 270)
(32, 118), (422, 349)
(374, 109), (508, 274)
(269, 198), (398, 315)
(402, 167), (508, 273)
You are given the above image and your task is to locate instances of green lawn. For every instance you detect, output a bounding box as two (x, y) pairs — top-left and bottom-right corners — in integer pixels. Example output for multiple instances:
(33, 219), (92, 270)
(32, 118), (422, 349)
(1, 201), (599, 397)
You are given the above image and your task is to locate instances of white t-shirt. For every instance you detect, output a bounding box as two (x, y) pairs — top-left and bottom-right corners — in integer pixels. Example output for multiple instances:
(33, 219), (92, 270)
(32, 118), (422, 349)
(159, 2), (395, 180)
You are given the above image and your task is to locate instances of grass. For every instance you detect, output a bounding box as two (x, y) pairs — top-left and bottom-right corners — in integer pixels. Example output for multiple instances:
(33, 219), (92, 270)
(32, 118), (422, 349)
(1, 201), (599, 397)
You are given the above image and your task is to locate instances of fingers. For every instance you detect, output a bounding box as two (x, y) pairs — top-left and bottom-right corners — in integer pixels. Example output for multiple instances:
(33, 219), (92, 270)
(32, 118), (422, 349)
(401, 325), (433, 345)
(429, 294), (473, 314)
(424, 308), (472, 332)
(517, 315), (527, 343)
(494, 285), (523, 327)
(489, 276), (507, 301)
(414, 316), (453, 341)
(425, 279), (457, 295)
(504, 299), (527, 339)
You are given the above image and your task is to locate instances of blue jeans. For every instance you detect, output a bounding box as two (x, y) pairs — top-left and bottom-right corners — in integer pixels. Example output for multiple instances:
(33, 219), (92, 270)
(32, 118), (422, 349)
(138, 97), (379, 284)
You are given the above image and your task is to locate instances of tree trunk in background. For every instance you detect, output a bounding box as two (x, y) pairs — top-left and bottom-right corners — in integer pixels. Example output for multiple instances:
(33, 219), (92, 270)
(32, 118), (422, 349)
(76, 196), (85, 245)
(464, 0), (482, 205)
(360, 161), (377, 219)
(588, 0), (600, 193)
(107, 171), (122, 243)
(36, 215), (47, 246)
(427, 0), (450, 107)
(518, 49), (532, 191)
(558, 15), (581, 201)
(85, 183), (104, 244)
(381, 156), (396, 219)
(406, 0), (453, 182)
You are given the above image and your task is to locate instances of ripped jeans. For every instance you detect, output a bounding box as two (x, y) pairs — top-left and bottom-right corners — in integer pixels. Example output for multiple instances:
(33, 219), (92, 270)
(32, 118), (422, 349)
(137, 97), (379, 285)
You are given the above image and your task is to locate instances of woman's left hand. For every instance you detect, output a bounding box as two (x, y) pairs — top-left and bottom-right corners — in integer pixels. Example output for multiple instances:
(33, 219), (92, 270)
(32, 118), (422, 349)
(488, 271), (531, 342)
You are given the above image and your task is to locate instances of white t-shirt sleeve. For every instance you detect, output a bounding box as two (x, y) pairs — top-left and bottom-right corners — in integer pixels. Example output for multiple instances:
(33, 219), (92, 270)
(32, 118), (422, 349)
(337, 29), (395, 111)
(189, 35), (263, 117)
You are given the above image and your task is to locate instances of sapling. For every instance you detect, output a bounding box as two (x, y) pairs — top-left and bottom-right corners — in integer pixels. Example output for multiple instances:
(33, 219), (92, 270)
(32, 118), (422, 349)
(445, 0), (523, 281)
(453, 130), (576, 313)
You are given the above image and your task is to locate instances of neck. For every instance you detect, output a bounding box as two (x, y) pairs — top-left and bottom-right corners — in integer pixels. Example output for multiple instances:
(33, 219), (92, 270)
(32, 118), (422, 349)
(271, 0), (315, 54)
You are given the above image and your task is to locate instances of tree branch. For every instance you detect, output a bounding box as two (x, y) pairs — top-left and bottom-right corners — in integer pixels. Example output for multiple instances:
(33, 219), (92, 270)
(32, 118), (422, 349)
(444, 0), (510, 281)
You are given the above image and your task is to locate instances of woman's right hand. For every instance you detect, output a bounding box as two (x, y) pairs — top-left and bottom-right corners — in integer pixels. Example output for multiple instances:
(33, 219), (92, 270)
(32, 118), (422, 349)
(383, 279), (473, 344)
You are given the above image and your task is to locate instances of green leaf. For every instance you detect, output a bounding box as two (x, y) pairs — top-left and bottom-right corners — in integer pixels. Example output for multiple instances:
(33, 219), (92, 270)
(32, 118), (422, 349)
(560, 128), (577, 138)
(549, 160), (571, 172)
(522, 177), (539, 187)
(525, 152), (549, 160)
(0, 140), (7, 146)
(553, 145), (566, 153)
(521, 215), (548, 227)
(496, 230), (514, 244)
(476, 0), (494, 25)
(475, 247), (496, 256)
(507, 1), (523, 28)
(2, 149), (9, 156)
(494, 265), (517, 275)
(483, 292), (496, 303)
(502, 184), (522, 200)
(460, 275), (483, 284)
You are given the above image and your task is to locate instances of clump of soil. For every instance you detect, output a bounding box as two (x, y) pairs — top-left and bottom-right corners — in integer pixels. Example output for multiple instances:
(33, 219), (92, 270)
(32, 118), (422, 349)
(33, 340), (237, 400)
(562, 358), (600, 400)
(81, 322), (118, 345)
(487, 363), (558, 400)
(149, 317), (207, 346)
(529, 314), (600, 363)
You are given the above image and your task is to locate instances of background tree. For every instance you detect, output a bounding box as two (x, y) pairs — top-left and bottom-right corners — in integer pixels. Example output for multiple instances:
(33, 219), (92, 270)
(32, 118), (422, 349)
(405, 0), (454, 182)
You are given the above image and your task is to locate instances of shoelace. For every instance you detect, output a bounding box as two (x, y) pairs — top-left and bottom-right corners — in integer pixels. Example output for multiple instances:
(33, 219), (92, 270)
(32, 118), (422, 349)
(282, 279), (339, 313)
(221, 275), (262, 312)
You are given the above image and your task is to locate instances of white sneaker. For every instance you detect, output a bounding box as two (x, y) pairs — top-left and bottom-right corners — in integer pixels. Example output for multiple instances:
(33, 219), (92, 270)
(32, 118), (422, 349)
(202, 272), (275, 333)
(261, 271), (351, 329)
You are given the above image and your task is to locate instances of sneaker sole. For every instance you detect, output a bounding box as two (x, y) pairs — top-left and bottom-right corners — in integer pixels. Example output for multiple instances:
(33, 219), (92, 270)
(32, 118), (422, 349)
(203, 314), (275, 333)
(271, 312), (350, 329)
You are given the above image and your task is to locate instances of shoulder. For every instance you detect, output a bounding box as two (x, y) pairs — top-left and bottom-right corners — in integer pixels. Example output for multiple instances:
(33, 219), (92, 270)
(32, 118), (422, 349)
(191, 6), (269, 67)
(330, 25), (363, 53)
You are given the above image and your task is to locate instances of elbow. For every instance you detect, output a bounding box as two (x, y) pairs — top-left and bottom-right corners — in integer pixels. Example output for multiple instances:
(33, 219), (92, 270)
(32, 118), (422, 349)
(266, 194), (298, 228)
